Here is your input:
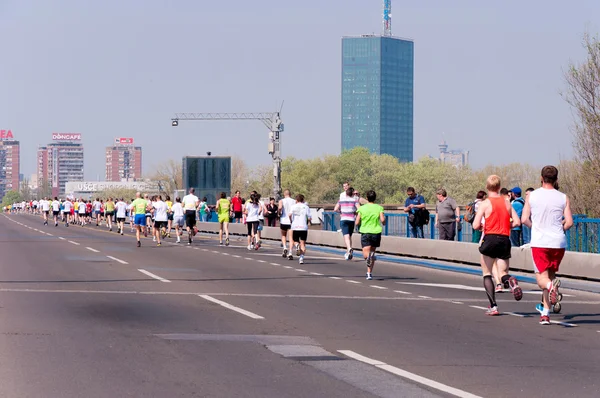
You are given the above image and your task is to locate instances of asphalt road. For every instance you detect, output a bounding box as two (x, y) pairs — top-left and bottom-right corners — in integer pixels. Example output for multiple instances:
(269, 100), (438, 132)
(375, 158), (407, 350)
(1, 213), (599, 398)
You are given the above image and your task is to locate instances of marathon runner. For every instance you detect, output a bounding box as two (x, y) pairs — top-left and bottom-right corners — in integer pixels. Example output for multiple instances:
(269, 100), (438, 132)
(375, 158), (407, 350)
(182, 188), (199, 245)
(51, 197), (60, 227)
(171, 197), (184, 243)
(63, 198), (72, 227)
(92, 198), (102, 226)
(216, 192), (231, 246)
(355, 190), (385, 280)
(165, 195), (173, 238)
(78, 199), (87, 226)
(278, 190), (296, 259)
(290, 194), (311, 264)
(151, 195), (169, 246)
(244, 193), (262, 250)
(40, 197), (50, 225)
(130, 192), (149, 247)
(115, 198), (128, 235)
(105, 198), (115, 232)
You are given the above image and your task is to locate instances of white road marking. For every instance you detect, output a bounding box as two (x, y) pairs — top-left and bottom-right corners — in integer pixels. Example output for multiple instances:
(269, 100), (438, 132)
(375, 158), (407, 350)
(329, 276), (342, 280)
(283, 266), (293, 269)
(138, 269), (171, 283)
(370, 285), (388, 290)
(310, 272), (324, 276)
(199, 295), (264, 320)
(418, 295), (431, 299)
(550, 320), (577, 327)
(212, 251), (220, 254)
(244, 257), (253, 261)
(505, 312), (527, 318)
(58, 237), (66, 240)
(107, 256), (128, 265)
(232, 255), (241, 258)
(394, 290), (412, 295)
(256, 260), (267, 263)
(221, 253), (230, 256)
(68, 241), (80, 246)
(347, 280), (362, 284)
(86, 247), (100, 253)
(46, 233), (53, 236)
(469, 305), (488, 311)
(397, 282), (575, 297)
(450, 301), (464, 305)
(202, 249), (209, 252)
(270, 263), (281, 266)
(338, 350), (482, 398)
(295, 269), (307, 272)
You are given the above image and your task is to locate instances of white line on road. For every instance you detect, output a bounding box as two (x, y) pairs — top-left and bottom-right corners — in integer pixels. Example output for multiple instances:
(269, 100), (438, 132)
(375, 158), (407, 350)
(46, 233), (53, 236)
(469, 305), (488, 311)
(244, 257), (253, 261)
(232, 255), (241, 258)
(338, 350), (482, 398)
(370, 285), (388, 290)
(283, 266), (293, 269)
(550, 320), (577, 327)
(68, 241), (80, 246)
(212, 251), (220, 254)
(86, 247), (100, 253)
(107, 256), (128, 265)
(256, 260), (267, 263)
(347, 280), (362, 284)
(199, 295), (264, 320)
(450, 301), (464, 305)
(310, 272), (324, 276)
(58, 237), (66, 240)
(295, 269), (307, 272)
(329, 276), (342, 280)
(270, 263), (281, 266)
(138, 269), (171, 283)
(505, 312), (527, 318)
(418, 295), (431, 299)
(221, 253), (230, 256)
(394, 290), (412, 295)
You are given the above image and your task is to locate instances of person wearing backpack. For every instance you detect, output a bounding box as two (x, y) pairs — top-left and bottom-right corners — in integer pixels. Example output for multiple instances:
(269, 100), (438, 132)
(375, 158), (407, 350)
(468, 191), (487, 243)
(510, 187), (525, 247)
(404, 187), (426, 238)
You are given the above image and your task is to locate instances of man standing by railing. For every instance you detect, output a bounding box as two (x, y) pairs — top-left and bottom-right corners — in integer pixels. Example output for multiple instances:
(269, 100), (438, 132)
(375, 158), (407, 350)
(404, 187), (426, 238)
(435, 189), (460, 240)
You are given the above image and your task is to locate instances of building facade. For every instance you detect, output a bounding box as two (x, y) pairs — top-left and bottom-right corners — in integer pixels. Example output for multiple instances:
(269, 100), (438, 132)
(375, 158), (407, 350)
(341, 35), (414, 162)
(37, 135), (84, 197)
(439, 140), (469, 167)
(0, 139), (20, 199)
(105, 138), (142, 181)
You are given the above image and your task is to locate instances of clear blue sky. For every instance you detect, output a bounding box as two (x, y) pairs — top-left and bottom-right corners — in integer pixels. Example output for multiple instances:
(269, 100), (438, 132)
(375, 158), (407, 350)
(1, 0), (598, 180)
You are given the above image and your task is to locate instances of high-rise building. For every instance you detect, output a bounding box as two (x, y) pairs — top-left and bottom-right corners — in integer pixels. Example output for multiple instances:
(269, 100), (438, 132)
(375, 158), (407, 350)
(0, 129), (20, 199)
(37, 133), (84, 197)
(341, 1), (414, 162)
(438, 140), (469, 168)
(105, 138), (142, 181)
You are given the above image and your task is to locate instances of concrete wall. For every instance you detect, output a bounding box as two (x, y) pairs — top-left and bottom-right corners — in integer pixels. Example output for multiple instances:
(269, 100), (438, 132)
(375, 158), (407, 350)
(198, 223), (600, 281)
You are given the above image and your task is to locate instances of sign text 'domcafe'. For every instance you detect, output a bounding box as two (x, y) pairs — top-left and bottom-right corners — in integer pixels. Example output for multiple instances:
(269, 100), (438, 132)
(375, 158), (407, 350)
(52, 133), (81, 141)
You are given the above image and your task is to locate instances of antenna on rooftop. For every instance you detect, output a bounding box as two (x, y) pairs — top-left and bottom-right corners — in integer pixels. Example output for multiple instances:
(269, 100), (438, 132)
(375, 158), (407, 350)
(383, 0), (392, 36)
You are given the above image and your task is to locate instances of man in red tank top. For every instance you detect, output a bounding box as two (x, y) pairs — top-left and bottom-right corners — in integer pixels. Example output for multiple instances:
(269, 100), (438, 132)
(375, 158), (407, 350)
(472, 175), (523, 316)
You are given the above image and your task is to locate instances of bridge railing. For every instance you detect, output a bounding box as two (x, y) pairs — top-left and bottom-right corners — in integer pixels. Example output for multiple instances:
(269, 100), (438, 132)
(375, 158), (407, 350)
(321, 212), (600, 254)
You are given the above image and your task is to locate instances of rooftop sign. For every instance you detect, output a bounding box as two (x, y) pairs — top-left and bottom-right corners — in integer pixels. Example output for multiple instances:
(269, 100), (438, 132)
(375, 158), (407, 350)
(52, 133), (81, 141)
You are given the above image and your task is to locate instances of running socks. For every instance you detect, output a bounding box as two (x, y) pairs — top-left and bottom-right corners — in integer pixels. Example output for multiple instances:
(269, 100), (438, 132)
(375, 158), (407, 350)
(501, 274), (511, 289)
(483, 275), (497, 307)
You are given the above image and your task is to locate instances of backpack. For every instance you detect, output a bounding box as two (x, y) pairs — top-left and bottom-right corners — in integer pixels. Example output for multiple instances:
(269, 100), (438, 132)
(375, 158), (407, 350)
(420, 208), (430, 225)
(465, 201), (477, 224)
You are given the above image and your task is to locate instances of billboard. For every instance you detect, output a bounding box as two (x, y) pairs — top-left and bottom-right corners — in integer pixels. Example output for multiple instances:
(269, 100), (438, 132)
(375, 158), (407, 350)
(0, 129), (14, 140)
(183, 156), (231, 204)
(52, 133), (81, 141)
(115, 137), (134, 145)
(65, 181), (159, 194)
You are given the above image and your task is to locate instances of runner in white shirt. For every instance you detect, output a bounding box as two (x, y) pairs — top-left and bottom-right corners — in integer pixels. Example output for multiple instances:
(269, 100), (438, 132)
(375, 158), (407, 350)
(51, 197), (61, 227)
(171, 197), (185, 243)
(151, 195), (169, 246)
(40, 197), (50, 225)
(115, 199), (128, 235)
(63, 199), (73, 227)
(278, 190), (296, 259)
(92, 199), (102, 226)
(290, 194), (311, 264)
(244, 193), (263, 250)
(78, 199), (87, 226)
(182, 188), (200, 245)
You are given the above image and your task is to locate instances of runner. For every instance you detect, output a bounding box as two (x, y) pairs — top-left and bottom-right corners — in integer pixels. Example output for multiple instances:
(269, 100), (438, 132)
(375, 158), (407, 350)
(51, 197), (60, 227)
(165, 195), (173, 238)
(244, 192), (262, 250)
(63, 198), (72, 227)
(92, 198), (101, 226)
(129, 198), (135, 232)
(144, 194), (153, 238)
(151, 195), (169, 246)
(85, 200), (93, 225)
(521, 166), (573, 325)
(115, 198), (128, 235)
(130, 192), (149, 247)
(171, 197), (184, 243)
(334, 186), (360, 260)
(78, 199), (87, 226)
(40, 197), (50, 225)
(290, 194), (311, 264)
(231, 191), (243, 223)
(355, 190), (385, 280)
(182, 188), (199, 245)
(472, 175), (523, 316)
(105, 197), (115, 232)
(278, 190), (296, 259)
(216, 192), (231, 246)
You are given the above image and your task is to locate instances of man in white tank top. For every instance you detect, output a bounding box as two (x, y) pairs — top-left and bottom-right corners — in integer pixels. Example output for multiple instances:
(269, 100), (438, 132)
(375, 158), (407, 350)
(278, 189), (296, 259)
(521, 165), (573, 326)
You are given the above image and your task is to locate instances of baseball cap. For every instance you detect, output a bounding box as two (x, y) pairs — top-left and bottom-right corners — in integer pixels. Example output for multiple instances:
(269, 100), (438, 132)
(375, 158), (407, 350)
(512, 187), (522, 195)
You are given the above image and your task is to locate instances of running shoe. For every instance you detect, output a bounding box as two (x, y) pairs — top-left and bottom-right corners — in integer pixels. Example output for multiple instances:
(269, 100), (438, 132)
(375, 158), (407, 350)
(295, 244), (301, 256)
(247, 245), (252, 250)
(299, 255), (304, 264)
(143, 230), (148, 238)
(344, 252), (349, 261)
(176, 236), (181, 243)
(508, 277), (523, 301)
(366, 255), (372, 267)
(225, 238), (229, 246)
(188, 236), (192, 245)
(549, 279), (561, 305)
(535, 303), (544, 314)
(495, 284), (503, 293)
(121, 231), (124, 236)
(219, 241), (223, 245)
(65, 223), (69, 227)
(486, 306), (499, 316)
(539, 315), (551, 325)
(288, 254), (293, 261)
(366, 273), (373, 280)
(153, 236), (156, 242)
(137, 241), (141, 248)
(282, 249), (288, 258)
(348, 249), (353, 260)
(157, 243), (161, 247)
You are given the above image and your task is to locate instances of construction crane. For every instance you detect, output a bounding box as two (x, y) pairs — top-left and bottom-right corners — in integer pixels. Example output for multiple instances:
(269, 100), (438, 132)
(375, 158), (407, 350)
(383, 0), (392, 37)
(171, 112), (284, 200)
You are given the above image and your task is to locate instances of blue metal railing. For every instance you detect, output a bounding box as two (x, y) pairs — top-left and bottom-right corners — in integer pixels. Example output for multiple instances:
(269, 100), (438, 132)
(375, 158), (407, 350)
(321, 212), (600, 254)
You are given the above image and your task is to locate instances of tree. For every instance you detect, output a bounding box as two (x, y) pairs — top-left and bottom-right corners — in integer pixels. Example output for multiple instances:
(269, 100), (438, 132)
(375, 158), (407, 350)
(231, 156), (250, 194)
(149, 159), (183, 196)
(1, 190), (23, 208)
(562, 32), (600, 216)
(19, 178), (32, 201)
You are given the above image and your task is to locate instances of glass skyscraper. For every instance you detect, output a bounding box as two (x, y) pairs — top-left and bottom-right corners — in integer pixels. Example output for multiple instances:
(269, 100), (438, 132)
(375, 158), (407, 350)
(341, 35), (414, 162)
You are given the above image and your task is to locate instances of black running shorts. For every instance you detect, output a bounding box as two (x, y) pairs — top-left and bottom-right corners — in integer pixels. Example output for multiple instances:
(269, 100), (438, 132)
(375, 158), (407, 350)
(185, 211), (196, 228)
(361, 233), (381, 248)
(479, 234), (511, 260)
(292, 230), (308, 242)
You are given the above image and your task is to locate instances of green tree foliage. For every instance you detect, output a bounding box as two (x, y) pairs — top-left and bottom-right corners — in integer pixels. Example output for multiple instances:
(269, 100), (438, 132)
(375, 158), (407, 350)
(1, 190), (23, 208)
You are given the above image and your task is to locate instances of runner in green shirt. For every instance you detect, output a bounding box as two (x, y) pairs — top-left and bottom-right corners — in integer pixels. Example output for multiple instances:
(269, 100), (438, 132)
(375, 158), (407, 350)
(355, 190), (386, 280)
(130, 192), (150, 247)
(216, 192), (231, 246)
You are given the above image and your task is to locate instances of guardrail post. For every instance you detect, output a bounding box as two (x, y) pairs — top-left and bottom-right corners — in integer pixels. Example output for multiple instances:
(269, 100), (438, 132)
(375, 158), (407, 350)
(583, 222), (588, 253)
(405, 215), (409, 238)
(384, 215), (389, 236)
(430, 215), (435, 239)
(457, 216), (463, 242)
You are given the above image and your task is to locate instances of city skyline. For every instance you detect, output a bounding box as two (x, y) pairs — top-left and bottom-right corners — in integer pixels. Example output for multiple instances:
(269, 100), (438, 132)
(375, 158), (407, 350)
(2, 1), (599, 180)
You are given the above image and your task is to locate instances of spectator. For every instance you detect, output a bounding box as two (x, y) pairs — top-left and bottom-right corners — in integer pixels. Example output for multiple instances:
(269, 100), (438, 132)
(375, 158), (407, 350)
(231, 191), (243, 223)
(403, 187), (426, 238)
(522, 187), (535, 245)
(266, 198), (278, 227)
(471, 190), (487, 243)
(435, 189), (460, 241)
(510, 187), (525, 247)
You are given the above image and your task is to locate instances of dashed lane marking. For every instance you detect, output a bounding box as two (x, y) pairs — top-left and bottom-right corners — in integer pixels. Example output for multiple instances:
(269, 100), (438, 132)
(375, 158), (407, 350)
(469, 305), (488, 311)
(232, 255), (241, 258)
(58, 237), (66, 240)
(450, 301), (464, 305)
(107, 256), (128, 265)
(256, 260), (267, 263)
(329, 277), (342, 280)
(138, 269), (171, 283)
(68, 241), (80, 246)
(310, 272), (324, 276)
(270, 263), (281, 266)
(550, 320), (577, 327)
(283, 266), (293, 269)
(199, 295), (264, 320)
(347, 280), (362, 284)
(86, 247), (100, 253)
(370, 285), (388, 290)
(418, 295), (431, 299)
(295, 269), (307, 273)
(394, 290), (412, 295)
(338, 350), (482, 398)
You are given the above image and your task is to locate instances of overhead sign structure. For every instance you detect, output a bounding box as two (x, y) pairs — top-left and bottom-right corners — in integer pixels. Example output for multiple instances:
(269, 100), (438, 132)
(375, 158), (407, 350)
(52, 133), (82, 141)
(0, 129), (14, 140)
(115, 137), (134, 145)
